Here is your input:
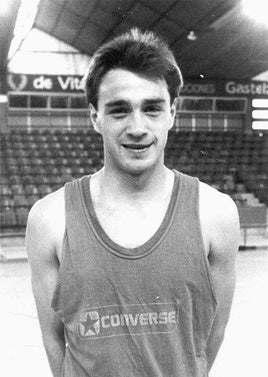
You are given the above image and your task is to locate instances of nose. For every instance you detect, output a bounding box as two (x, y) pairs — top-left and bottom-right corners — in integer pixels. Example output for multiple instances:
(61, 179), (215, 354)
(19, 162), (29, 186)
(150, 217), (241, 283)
(126, 111), (148, 138)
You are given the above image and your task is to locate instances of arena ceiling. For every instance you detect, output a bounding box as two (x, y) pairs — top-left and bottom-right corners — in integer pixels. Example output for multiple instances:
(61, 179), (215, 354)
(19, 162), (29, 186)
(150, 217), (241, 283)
(1, 0), (268, 81)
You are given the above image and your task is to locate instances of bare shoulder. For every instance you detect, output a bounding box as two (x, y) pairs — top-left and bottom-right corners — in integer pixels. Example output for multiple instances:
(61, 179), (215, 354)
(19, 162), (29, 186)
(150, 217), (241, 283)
(26, 187), (65, 262)
(199, 181), (239, 220)
(199, 181), (240, 260)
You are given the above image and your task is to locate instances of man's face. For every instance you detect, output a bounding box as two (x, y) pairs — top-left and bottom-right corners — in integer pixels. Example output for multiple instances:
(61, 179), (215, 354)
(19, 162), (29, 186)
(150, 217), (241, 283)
(91, 68), (176, 175)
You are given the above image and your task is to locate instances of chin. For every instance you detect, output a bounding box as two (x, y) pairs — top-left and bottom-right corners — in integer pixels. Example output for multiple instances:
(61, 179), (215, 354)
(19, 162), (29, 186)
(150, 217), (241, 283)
(119, 160), (158, 176)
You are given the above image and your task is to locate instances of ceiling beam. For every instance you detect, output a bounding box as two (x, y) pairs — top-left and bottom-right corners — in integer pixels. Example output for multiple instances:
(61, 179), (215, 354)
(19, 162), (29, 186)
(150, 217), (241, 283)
(0, 0), (21, 72)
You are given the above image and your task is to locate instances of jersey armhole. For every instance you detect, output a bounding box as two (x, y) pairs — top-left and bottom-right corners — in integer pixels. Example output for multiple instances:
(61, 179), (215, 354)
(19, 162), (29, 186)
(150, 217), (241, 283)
(197, 180), (218, 307)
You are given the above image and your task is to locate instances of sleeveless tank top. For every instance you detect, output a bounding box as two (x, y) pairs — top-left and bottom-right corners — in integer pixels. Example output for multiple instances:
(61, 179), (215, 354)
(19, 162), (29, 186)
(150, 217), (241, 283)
(52, 170), (217, 377)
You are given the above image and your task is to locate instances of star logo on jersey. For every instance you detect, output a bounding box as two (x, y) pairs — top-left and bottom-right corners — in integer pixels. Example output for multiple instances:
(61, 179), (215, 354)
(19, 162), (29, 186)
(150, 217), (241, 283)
(78, 310), (100, 336)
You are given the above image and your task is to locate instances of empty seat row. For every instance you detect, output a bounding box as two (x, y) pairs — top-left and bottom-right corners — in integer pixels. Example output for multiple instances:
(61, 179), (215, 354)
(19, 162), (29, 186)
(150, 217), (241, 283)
(1, 129), (267, 231)
(1, 207), (30, 227)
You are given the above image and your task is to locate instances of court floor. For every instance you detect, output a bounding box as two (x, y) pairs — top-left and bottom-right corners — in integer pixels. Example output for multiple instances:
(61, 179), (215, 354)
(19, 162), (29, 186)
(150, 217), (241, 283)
(0, 247), (267, 377)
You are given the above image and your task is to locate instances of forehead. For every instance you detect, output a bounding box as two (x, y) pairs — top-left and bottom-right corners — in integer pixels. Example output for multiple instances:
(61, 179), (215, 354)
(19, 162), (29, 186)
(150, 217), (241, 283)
(98, 69), (170, 106)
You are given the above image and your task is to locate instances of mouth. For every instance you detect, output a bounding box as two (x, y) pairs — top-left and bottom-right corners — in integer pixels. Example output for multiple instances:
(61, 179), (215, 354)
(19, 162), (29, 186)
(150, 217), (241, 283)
(122, 143), (153, 151)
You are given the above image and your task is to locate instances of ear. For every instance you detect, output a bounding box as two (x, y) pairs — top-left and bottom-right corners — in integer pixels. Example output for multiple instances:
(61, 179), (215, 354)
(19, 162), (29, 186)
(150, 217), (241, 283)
(169, 98), (178, 130)
(90, 104), (101, 134)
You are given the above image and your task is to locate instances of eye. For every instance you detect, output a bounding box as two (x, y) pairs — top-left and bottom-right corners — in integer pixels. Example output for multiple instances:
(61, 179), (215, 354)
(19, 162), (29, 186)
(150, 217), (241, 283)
(108, 107), (129, 118)
(144, 105), (162, 116)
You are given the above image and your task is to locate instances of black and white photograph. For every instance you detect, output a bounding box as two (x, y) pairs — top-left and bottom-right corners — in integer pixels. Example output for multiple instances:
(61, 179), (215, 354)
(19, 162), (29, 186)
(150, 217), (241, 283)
(0, 1), (267, 376)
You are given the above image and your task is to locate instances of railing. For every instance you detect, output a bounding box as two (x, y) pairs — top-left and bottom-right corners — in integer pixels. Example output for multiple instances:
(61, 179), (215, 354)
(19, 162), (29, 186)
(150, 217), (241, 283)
(240, 223), (268, 250)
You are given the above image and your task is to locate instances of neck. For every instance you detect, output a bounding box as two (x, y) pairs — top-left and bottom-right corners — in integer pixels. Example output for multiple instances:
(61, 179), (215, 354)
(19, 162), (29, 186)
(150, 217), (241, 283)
(96, 164), (173, 203)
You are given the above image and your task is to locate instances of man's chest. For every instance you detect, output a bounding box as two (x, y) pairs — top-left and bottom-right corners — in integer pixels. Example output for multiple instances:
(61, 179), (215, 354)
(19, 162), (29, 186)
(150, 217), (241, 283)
(95, 205), (168, 249)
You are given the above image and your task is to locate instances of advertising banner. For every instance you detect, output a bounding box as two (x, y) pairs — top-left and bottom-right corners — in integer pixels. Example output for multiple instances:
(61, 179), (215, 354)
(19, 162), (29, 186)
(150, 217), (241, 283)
(7, 74), (84, 93)
(7, 73), (268, 98)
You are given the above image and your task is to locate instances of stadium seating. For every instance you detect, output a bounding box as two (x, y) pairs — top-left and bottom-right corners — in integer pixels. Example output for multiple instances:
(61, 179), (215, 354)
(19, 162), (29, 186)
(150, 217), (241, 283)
(0, 129), (268, 232)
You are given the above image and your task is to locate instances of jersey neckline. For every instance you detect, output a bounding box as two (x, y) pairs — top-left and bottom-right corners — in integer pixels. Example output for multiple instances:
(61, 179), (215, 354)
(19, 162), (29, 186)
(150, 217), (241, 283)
(79, 170), (183, 259)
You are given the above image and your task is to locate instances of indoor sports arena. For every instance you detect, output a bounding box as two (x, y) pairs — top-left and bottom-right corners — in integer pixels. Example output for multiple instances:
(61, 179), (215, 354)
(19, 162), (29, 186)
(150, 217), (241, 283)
(0, 1), (267, 376)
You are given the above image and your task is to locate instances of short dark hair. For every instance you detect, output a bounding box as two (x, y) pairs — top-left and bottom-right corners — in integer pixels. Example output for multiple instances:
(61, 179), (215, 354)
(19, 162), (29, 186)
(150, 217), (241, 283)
(84, 28), (183, 108)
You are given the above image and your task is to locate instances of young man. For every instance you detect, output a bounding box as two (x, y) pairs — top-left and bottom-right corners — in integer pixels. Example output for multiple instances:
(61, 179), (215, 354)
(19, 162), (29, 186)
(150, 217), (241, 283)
(26, 29), (240, 377)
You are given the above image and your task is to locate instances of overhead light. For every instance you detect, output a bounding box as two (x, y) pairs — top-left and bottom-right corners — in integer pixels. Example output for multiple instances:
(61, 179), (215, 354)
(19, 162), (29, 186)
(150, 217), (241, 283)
(13, 0), (40, 37)
(8, 0), (40, 61)
(252, 99), (268, 108)
(252, 121), (268, 130)
(187, 31), (197, 41)
(251, 98), (268, 129)
(252, 110), (268, 119)
(242, 0), (268, 27)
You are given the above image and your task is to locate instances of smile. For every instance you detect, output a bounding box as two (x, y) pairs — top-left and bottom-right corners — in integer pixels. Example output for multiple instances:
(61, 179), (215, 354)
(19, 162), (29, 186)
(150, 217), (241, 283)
(122, 143), (153, 150)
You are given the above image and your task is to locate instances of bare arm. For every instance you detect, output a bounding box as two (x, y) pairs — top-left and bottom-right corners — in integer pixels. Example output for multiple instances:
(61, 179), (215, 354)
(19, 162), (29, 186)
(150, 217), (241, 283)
(200, 184), (240, 370)
(25, 191), (65, 377)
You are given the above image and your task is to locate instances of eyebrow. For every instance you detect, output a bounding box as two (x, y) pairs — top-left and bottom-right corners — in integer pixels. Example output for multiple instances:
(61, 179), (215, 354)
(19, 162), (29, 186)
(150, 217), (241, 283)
(105, 100), (129, 109)
(104, 97), (166, 109)
(142, 98), (166, 106)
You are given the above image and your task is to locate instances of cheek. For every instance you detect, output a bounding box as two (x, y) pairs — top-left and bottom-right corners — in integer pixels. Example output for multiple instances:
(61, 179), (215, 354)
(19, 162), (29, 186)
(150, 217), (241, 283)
(102, 129), (121, 149)
(154, 117), (173, 137)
